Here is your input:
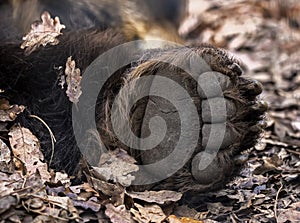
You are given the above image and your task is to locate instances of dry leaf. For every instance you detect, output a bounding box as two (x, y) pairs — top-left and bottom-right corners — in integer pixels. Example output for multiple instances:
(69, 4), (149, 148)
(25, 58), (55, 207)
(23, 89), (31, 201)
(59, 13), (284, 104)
(24, 194), (80, 222)
(130, 203), (166, 223)
(278, 202), (300, 223)
(0, 99), (25, 122)
(126, 190), (182, 204)
(90, 177), (124, 206)
(105, 204), (133, 223)
(207, 202), (233, 215)
(72, 198), (101, 212)
(21, 11), (65, 55)
(8, 126), (50, 181)
(291, 121), (300, 132)
(214, 17), (260, 45)
(0, 123), (7, 132)
(93, 148), (138, 187)
(9, 126), (43, 161)
(23, 197), (44, 210)
(0, 139), (13, 172)
(0, 139), (11, 164)
(0, 191), (18, 215)
(167, 215), (204, 223)
(69, 182), (99, 195)
(173, 205), (200, 220)
(52, 172), (71, 187)
(32, 215), (55, 223)
(47, 196), (79, 216)
(274, 121), (288, 140)
(63, 57), (82, 104)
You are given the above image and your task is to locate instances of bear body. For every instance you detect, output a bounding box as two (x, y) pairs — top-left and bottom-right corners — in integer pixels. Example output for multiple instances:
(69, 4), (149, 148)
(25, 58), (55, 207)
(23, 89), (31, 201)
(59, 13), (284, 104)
(0, 0), (267, 192)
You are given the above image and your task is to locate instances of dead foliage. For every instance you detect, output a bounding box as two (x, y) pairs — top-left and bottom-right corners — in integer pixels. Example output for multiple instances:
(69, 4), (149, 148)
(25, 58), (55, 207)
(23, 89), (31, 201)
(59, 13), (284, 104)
(0, 0), (300, 222)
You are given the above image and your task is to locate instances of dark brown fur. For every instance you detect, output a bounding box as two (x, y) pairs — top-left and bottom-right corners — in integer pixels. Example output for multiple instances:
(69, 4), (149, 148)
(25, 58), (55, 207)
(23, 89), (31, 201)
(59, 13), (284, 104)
(0, 29), (127, 175)
(96, 46), (266, 192)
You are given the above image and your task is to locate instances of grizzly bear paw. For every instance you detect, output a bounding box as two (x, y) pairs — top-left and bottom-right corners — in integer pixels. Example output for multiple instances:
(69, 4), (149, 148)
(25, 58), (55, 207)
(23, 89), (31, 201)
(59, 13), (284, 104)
(96, 45), (267, 193)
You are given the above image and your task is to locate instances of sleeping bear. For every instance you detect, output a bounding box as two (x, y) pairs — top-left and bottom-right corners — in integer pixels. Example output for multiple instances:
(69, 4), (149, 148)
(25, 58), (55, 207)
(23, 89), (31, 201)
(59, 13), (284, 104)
(0, 0), (267, 192)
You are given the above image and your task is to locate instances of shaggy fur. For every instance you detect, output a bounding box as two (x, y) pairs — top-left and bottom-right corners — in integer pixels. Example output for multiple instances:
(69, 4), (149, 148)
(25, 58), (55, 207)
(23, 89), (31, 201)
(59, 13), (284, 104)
(0, 29), (127, 175)
(0, 0), (185, 42)
(95, 46), (266, 192)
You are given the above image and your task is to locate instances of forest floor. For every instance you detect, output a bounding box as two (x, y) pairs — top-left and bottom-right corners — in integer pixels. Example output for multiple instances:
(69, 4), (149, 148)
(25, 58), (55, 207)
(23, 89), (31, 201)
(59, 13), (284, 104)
(0, 0), (300, 222)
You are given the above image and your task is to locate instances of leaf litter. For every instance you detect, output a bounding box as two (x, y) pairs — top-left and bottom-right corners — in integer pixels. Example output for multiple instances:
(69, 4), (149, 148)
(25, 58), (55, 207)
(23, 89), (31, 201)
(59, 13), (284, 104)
(1, 0), (300, 222)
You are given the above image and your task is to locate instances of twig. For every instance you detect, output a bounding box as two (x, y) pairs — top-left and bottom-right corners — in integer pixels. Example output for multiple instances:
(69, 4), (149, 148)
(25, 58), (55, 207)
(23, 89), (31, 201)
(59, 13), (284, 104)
(29, 115), (56, 166)
(286, 148), (300, 156)
(274, 180), (283, 223)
